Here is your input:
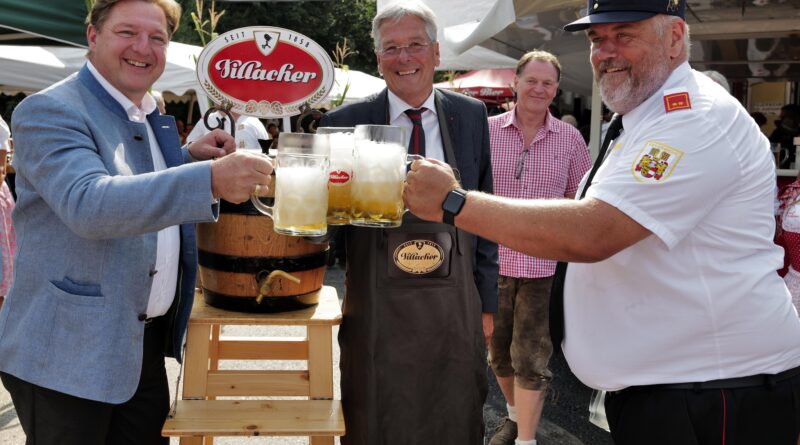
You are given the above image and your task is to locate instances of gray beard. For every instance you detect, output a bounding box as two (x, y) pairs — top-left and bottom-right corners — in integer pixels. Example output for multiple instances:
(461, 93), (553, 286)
(598, 59), (672, 115)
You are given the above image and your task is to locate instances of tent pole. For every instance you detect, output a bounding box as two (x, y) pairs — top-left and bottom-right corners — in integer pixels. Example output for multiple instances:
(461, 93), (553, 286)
(187, 94), (196, 127)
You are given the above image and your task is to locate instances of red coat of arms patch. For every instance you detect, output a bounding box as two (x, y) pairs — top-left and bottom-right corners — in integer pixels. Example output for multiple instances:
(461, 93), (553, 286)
(632, 141), (684, 183)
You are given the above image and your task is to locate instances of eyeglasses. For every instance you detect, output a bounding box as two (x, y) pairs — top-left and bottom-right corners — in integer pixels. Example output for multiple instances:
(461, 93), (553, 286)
(515, 149), (529, 180)
(378, 42), (431, 58)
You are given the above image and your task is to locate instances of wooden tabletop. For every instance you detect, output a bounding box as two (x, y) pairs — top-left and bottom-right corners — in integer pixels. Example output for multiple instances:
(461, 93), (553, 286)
(190, 286), (342, 326)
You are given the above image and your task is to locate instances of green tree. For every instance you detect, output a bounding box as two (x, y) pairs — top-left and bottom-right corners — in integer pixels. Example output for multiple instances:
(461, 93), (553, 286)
(174, 0), (378, 76)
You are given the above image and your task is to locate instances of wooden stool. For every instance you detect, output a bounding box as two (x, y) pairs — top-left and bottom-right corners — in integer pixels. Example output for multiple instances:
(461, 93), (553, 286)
(162, 286), (344, 444)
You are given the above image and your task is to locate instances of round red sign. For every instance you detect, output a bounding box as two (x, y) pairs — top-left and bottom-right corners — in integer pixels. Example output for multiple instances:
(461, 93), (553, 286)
(197, 27), (335, 118)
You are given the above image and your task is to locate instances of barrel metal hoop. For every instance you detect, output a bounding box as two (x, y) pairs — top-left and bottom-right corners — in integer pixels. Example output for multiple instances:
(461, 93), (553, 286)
(219, 199), (271, 215)
(203, 289), (320, 313)
(197, 249), (328, 274)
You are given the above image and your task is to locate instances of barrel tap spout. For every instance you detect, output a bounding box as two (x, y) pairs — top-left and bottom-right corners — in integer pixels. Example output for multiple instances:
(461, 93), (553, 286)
(256, 270), (302, 303)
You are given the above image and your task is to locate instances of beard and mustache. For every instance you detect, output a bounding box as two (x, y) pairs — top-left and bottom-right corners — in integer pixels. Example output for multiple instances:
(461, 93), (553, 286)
(594, 45), (673, 115)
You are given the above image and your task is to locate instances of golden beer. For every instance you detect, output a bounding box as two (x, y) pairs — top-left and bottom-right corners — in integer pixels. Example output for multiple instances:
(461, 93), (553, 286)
(350, 141), (406, 227)
(327, 179), (352, 224)
(350, 181), (404, 224)
(323, 130), (355, 225)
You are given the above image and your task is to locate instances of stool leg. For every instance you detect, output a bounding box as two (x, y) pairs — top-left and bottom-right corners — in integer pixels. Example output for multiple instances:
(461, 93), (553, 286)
(308, 325), (334, 444)
(307, 325), (334, 399)
(180, 323), (213, 445)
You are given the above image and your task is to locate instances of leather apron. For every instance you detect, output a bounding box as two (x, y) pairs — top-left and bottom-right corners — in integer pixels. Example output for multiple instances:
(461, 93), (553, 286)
(339, 108), (487, 444)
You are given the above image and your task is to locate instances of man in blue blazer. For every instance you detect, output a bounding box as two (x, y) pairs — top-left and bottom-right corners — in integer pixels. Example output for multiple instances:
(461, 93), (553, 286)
(318, 3), (498, 444)
(0, 1), (273, 443)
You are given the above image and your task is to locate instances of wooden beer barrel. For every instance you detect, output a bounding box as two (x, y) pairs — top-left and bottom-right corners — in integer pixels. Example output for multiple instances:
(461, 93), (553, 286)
(196, 182), (329, 313)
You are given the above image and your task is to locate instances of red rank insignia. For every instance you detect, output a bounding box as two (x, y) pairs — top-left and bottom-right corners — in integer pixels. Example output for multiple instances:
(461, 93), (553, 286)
(663, 92), (691, 113)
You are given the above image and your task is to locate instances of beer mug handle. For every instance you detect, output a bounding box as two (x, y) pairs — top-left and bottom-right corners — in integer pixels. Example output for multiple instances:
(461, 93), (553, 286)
(401, 154), (426, 215)
(250, 194), (274, 218)
(250, 170), (275, 218)
(781, 148), (791, 168)
(406, 154), (424, 170)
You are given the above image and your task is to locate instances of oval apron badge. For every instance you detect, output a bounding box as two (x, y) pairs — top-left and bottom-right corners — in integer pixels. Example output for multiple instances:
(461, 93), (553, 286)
(393, 240), (444, 275)
(196, 27), (335, 118)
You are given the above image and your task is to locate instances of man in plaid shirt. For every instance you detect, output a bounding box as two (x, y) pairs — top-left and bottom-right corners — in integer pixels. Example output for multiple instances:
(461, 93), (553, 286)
(487, 51), (590, 445)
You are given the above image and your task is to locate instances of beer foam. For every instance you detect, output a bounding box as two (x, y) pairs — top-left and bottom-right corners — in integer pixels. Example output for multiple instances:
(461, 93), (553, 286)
(274, 166), (328, 229)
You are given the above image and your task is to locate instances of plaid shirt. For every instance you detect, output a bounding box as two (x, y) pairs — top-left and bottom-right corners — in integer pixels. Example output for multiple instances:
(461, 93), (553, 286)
(490, 110), (591, 278)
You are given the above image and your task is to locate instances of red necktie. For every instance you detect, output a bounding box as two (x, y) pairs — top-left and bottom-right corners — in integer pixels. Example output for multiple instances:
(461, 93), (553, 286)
(404, 108), (426, 156)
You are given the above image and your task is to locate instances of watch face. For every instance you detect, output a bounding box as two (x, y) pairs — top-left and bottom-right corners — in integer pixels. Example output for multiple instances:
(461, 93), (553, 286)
(443, 188), (467, 214)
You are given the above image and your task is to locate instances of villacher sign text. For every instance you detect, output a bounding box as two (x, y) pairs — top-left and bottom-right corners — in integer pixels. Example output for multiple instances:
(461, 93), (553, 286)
(197, 27), (335, 118)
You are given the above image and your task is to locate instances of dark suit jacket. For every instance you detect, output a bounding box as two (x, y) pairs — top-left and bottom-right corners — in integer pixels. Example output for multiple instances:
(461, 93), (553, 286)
(320, 88), (498, 311)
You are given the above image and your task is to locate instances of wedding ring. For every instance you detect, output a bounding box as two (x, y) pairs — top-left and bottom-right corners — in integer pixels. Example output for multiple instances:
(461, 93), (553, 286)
(254, 184), (262, 195)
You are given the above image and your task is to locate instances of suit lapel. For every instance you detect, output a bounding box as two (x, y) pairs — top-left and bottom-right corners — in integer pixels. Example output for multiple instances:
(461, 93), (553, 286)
(373, 89), (390, 125)
(147, 112), (183, 168)
(78, 66), (131, 122)
(79, 65), (184, 168)
(434, 89), (459, 167)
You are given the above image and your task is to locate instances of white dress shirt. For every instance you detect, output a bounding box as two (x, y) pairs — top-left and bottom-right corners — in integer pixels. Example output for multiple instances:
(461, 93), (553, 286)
(186, 112), (269, 153)
(387, 89), (444, 162)
(87, 62), (180, 318)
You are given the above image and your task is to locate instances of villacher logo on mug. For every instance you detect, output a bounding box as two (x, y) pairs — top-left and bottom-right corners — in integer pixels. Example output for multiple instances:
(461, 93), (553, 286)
(196, 26), (335, 118)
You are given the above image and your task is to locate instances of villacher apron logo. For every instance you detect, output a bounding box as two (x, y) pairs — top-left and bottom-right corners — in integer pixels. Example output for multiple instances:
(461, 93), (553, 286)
(196, 26), (335, 118)
(393, 240), (445, 274)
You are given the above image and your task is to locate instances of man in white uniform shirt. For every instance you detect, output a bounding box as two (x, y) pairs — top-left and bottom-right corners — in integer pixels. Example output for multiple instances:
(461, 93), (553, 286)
(0, 0), (273, 444)
(403, 0), (800, 443)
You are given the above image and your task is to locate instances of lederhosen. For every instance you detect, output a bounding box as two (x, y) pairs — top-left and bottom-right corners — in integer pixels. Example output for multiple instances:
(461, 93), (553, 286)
(339, 95), (487, 445)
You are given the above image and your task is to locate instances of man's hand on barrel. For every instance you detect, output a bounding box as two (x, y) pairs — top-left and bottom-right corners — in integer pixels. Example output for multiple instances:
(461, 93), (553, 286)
(189, 129), (237, 160)
(404, 158), (460, 223)
(211, 151), (274, 204)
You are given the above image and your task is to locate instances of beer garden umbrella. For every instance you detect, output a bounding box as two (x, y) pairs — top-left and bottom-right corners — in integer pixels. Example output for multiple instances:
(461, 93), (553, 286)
(434, 68), (515, 106)
(0, 0), (88, 47)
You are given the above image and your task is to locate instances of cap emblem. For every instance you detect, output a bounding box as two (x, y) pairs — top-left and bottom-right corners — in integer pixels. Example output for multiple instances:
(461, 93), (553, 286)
(667, 0), (680, 13)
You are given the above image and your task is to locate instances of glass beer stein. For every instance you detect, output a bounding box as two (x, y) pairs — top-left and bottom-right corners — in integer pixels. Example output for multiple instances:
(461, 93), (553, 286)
(316, 127), (354, 225)
(251, 133), (330, 236)
(350, 125), (419, 228)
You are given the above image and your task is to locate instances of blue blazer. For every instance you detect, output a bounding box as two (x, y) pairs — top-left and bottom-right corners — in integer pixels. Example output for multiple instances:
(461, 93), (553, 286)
(320, 88), (499, 312)
(0, 65), (219, 403)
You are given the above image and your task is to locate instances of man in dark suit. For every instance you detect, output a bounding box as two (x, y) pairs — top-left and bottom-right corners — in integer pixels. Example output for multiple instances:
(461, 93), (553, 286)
(319, 2), (498, 444)
(0, 1), (272, 444)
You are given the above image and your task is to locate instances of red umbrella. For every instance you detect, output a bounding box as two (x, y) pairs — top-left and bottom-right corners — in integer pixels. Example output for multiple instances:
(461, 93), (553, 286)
(434, 68), (516, 105)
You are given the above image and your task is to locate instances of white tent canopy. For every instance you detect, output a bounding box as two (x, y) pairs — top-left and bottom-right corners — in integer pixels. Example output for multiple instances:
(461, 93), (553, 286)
(0, 42), (204, 99)
(376, 0), (519, 71)
(0, 44), (385, 109)
(322, 67), (386, 109)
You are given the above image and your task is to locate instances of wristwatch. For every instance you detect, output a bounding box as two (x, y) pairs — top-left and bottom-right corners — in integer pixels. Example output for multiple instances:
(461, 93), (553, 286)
(441, 187), (468, 225)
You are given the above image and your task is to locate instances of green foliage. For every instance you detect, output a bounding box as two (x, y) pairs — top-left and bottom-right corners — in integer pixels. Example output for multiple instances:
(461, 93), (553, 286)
(188, 0), (225, 46)
(174, 0), (378, 76)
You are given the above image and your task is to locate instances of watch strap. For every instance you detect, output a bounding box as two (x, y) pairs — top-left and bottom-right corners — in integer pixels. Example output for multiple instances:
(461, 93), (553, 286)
(442, 188), (467, 225)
